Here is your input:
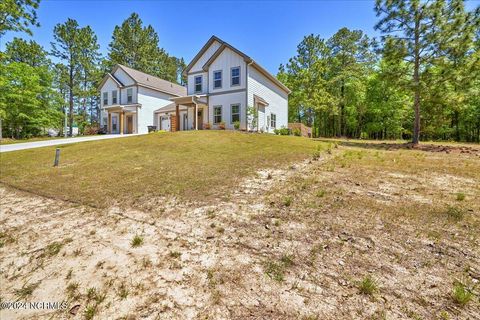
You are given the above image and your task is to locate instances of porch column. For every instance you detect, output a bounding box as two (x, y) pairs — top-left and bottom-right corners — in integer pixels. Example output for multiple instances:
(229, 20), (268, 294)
(120, 111), (124, 135)
(175, 104), (180, 131)
(194, 103), (198, 130)
(108, 113), (111, 134)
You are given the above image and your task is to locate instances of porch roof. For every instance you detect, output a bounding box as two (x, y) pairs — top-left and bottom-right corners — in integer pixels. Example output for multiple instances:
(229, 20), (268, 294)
(154, 103), (188, 114)
(102, 104), (141, 113)
(170, 95), (208, 106)
(253, 94), (269, 106)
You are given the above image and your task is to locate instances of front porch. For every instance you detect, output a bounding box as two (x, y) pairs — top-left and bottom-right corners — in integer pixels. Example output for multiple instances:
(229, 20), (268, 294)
(170, 95), (208, 131)
(104, 104), (139, 134)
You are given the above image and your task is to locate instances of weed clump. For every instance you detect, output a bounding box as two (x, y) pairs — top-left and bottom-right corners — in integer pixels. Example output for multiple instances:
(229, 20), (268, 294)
(446, 206), (465, 221)
(456, 192), (466, 201)
(131, 235), (144, 247)
(358, 275), (377, 295)
(452, 281), (473, 306)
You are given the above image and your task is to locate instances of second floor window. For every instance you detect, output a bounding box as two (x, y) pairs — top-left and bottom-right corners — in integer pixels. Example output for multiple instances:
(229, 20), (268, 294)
(194, 76), (202, 93)
(127, 88), (133, 103)
(231, 67), (240, 86)
(214, 106), (222, 124)
(213, 70), (222, 89)
(270, 113), (277, 128)
(112, 90), (117, 104)
(103, 92), (108, 105)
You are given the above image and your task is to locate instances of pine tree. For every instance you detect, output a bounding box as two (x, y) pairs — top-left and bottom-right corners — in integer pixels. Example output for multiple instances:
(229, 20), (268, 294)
(0, 0), (40, 37)
(375, 0), (480, 144)
(108, 13), (184, 83)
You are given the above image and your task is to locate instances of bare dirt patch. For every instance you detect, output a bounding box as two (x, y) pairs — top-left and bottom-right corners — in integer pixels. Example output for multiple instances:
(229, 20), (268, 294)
(1, 143), (479, 319)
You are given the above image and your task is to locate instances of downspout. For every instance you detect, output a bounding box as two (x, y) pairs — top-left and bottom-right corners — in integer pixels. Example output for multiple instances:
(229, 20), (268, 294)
(246, 60), (253, 131)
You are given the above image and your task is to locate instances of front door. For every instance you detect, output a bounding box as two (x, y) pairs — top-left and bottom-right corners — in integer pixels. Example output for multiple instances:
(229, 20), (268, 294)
(197, 109), (203, 130)
(111, 115), (118, 133)
(126, 115), (133, 134)
(183, 114), (188, 131)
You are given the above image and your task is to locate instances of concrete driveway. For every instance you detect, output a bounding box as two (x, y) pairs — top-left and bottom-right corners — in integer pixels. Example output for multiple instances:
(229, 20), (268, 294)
(0, 134), (144, 153)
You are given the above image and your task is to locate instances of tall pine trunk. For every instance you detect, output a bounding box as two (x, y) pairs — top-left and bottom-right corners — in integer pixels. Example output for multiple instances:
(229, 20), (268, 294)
(69, 64), (74, 137)
(412, 14), (421, 145)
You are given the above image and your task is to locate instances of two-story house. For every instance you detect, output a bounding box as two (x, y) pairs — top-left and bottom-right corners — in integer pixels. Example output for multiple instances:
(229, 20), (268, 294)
(98, 64), (186, 134)
(99, 36), (290, 134)
(157, 35), (291, 132)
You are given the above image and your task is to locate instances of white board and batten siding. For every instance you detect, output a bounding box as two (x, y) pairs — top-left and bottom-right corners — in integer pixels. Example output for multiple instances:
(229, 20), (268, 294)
(208, 91), (247, 130)
(137, 86), (175, 134)
(247, 66), (289, 133)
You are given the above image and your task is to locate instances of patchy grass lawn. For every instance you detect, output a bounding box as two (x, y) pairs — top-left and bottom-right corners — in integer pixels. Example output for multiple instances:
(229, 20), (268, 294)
(0, 131), (323, 210)
(1, 137), (479, 319)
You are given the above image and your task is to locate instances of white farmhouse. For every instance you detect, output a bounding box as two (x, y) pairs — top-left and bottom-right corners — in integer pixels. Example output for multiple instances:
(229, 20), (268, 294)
(99, 36), (290, 134)
(98, 64), (186, 134)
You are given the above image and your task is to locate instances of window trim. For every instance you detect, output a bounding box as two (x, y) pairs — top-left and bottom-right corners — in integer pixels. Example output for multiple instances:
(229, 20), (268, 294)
(213, 70), (222, 89)
(213, 105), (222, 124)
(103, 92), (108, 106)
(270, 113), (277, 128)
(231, 66), (240, 87)
(112, 90), (117, 104)
(194, 75), (202, 93)
(127, 88), (133, 103)
(230, 104), (240, 124)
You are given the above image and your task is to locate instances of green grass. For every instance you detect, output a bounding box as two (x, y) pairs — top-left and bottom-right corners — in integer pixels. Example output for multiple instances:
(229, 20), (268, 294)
(0, 131), (322, 210)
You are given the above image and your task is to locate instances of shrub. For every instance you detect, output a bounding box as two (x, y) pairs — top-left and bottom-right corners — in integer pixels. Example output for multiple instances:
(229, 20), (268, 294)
(233, 121), (240, 130)
(274, 126), (290, 135)
(456, 192), (465, 201)
(293, 128), (301, 136)
(218, 122), (226, 130)
(84, 125), (99, 135)
(204, 123), (211, 130)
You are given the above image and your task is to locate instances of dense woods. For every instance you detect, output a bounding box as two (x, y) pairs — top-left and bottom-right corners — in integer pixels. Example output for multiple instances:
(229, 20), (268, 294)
(279, 0), (480, 142)
(0, 0), (479, 142)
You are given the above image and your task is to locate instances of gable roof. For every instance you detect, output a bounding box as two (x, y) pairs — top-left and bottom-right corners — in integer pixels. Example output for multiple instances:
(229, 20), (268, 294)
(185, 36), (291, 94)
(98, 73), (124, 89)
(116, 64), (186, 96)
(184, 36), (222, 74)
(108, 64), (186, 97)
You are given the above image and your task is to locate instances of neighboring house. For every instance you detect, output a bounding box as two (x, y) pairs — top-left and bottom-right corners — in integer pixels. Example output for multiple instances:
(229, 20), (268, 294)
(160, 35), (291, 132)
(98, 64), (186, 134)
(99, 36), (290, 134)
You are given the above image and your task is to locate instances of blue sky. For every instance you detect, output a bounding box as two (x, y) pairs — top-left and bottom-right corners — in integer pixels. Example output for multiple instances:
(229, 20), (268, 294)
(1, 0), (479, 75)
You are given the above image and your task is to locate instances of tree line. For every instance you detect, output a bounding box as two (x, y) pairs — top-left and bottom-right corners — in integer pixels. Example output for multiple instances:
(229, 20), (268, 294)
(279, 0), (480, 143)
(1, 1), (185, 138)
(0, 0), (479, 143)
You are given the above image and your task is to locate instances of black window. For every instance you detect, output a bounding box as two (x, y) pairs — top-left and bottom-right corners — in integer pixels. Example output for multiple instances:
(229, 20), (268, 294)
(127, 88), (133, 103)
(213, 70), (222, 89)
(270, 113), (277, 128)
(194, 76), (202, 93)
(103, 92), (108, 105)
(231, 67), (240, 86)
(112, 90), (117, 104)
(214, 106), (222, 124)
(231, 104), (240, 123)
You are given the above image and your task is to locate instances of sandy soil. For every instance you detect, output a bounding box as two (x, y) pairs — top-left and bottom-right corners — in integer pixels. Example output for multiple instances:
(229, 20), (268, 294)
(1, 145), (479, 320)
